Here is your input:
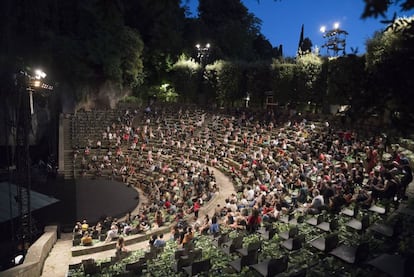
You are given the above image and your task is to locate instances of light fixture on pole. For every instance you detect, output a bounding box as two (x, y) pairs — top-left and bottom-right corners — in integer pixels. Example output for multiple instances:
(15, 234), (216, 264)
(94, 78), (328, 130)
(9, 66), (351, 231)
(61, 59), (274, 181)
(320, 22), (348, 56)
(244, 92), (250, 108)
(25, 69), (53, 114)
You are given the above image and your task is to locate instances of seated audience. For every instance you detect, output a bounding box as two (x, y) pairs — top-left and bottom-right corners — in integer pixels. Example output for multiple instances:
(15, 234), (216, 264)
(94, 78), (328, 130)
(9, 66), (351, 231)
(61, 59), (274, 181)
(81, 231), (93, 246)
(209, 215), (220, 235)
(153, 234), (166, 248)
(306, 189), (324, 215)
(105, 224), (119, 242)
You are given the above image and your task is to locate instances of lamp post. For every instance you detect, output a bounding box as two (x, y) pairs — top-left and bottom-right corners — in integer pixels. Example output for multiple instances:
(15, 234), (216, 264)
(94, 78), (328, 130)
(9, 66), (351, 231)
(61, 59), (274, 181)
(320, 22), (348, 56)
(21, 69), (53, 114)
(15, 68), (53, 252)
(195, 43), (210, 66)
(244, 92), (250, 108)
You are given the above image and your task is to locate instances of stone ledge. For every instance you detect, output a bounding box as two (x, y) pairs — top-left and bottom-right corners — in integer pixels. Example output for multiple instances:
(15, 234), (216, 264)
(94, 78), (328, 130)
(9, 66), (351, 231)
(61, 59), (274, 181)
(0, 225), (57, 277)
(71, 226), (170, 257)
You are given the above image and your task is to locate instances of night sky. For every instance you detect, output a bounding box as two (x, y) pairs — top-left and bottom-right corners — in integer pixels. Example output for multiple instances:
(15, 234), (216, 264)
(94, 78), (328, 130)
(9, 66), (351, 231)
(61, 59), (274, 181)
(186, 0), (410, 57)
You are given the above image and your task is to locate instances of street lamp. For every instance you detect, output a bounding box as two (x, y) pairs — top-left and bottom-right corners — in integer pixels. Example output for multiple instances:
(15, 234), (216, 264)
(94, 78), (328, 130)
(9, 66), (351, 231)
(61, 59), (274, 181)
(320, 22), (348, 56)
(8, 66), (55, 260)
(25, 69), (53, 114)
(195, 43), (211, 65)
(244, 92), (250, 108)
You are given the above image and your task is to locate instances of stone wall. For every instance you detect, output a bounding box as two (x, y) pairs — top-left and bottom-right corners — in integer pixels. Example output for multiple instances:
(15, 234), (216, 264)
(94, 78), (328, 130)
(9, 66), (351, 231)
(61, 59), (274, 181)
(0, 225), (57, 277)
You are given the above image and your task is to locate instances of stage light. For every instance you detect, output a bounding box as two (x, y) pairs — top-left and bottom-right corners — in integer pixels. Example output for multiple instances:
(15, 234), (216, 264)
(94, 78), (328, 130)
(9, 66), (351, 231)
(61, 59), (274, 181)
(33, 80), (41, 87)
(34, 69), (46, 79)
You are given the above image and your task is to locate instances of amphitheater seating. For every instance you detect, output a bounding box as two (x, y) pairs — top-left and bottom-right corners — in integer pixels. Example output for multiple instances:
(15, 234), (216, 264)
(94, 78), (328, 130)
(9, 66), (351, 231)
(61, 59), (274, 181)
(280, 235), (304, 251)
(316, 218), (338, 232)
(182, 258), (211, 276)
(345, 214), (370, 233)
(279, 225), (299, 240)
(64, 106), (414, 276)
(236, 240), (262, 256)
(330, 242), (369, 264)
(221, 235), (243, 255)
(309, 233), (339, 253)
(250, 256), (289, 277)
(366, 253), (407, 277)
(229, 249), (258, 273)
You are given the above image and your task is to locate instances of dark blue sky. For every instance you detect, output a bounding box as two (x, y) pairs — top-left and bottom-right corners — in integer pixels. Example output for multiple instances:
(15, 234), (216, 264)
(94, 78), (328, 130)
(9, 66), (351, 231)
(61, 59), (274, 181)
(186, 0), (410, 57)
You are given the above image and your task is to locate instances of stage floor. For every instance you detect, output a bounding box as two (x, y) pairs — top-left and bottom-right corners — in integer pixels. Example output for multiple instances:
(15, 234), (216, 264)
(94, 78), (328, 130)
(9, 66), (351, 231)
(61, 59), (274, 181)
(75, 179), (139, 224)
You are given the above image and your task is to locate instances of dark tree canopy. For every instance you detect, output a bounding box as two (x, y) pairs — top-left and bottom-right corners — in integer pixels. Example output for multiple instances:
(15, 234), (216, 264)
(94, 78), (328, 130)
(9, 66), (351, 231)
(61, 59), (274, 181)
(361, 0), (414, 19)
(198, 0), (274, 61)
(1, 0), (413, 116)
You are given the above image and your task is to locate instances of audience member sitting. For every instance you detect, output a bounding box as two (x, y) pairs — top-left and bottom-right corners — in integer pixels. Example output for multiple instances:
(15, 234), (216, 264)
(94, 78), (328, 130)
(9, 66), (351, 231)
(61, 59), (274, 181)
(154, 210), (164, 228)
(122, 222), (133, 236)
(73, 221), (82, 236)
(140, 221), (151, 232)
(306, 189), (324, 215)
(181, 227), (194, 246)
(81, 219), (89, 233)
(81, 231), (93, 246)
(198, 214), (211, 235)
(246, 208), (261, 233)
(149, 234), (158, 247)
(105, 224), (119, 242)
(354, 187), (373, 209)
(170, 225), (181, 242)
(209, 215), (220, 235)
(153, 234), (166, 248)
(94, 222), (102, 236)
(262, 202), (274, 221)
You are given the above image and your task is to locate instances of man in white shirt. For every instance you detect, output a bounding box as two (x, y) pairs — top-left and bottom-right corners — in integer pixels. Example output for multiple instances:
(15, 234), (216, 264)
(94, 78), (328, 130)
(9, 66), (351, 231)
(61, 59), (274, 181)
(306, 190), (324, 215)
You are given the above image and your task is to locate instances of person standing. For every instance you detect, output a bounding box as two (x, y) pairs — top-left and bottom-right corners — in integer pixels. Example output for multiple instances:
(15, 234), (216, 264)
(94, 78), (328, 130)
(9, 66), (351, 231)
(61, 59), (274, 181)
(115, 237), (128, 259)
(181, 227), (194, 246)
(193, 199), (201, 220)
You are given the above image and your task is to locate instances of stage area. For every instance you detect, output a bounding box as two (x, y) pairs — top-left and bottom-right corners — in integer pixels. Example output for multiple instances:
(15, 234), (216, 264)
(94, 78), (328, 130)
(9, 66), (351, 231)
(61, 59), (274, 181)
(75, 179), (138, 223)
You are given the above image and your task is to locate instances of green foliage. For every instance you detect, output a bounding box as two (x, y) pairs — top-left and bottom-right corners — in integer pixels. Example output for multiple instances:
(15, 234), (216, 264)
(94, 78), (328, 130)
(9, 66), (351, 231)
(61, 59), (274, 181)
(271, 55), (326, 106)
(158, 83), (179, 103)
(122, 0), (187, 87)
(364, 16), (414, 127)
(205, 60), (244, 107)
(296, 52), (324, 100)
(2, 0), (414, 114)
(270, 61), (297, 104)
(119, 96), (143, 106)
(361, 0), (414, 19)
(326, 55), (366, 105)
(143, 83), (180, 103)
(170, 54), (201, 103)
(119, 27), (145, 88)
(198, 0), (273, 61)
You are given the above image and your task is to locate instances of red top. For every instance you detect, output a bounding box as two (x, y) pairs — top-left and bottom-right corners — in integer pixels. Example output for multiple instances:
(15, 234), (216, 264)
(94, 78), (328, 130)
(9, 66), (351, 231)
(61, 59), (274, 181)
(193, 201), (201, 212)
(247, 215), (262, 226)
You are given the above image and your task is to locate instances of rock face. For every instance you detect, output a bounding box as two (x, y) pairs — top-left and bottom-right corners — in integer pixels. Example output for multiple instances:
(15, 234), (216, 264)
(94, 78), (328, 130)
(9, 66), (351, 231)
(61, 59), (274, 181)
(0, 102), (51, 146)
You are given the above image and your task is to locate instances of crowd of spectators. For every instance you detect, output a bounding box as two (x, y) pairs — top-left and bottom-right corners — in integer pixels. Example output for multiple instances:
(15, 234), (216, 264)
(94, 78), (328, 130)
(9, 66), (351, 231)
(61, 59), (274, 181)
(70, 104), (412, 248)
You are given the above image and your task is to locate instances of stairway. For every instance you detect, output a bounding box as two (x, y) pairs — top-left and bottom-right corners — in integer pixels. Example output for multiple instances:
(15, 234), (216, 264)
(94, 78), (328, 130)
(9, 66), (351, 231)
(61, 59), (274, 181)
(62, 116), (74, 179)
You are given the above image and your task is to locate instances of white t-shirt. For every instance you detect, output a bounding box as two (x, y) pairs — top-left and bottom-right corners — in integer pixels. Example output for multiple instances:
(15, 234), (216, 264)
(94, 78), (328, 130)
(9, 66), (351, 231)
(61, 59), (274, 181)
(246, 189), (255, 201)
